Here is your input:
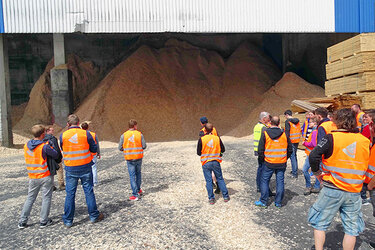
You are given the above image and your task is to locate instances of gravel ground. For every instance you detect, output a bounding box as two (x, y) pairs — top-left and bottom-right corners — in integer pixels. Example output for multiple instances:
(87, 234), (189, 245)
(0, 136), (374, 249)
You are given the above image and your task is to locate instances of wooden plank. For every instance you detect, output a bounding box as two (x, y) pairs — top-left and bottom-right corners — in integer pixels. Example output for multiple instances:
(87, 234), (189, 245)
(325, 72), (375, 96)
(327, 34), (375, 63)
(326, 52), (375, 80)
(359, 92), (375, 109)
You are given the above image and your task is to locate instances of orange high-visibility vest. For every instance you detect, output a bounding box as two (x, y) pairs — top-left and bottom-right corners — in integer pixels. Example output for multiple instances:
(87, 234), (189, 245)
(62, 128), (93, 167)
(356, 111), (365, 131)
(201, 127), (218, 136)
(264, 131), (288, 164)
(321, 132), (370, 193)
(200, 134), (222, 166)
(319, 120), (337, 135)
(289, 121), (302, 143)
(304, 130), (315, 156)
(123, 130), (144, 160)
(365, 145), (375, 184)
(89, 131), (97, 157)
(302, 119), (309, 139)
(24, 142), (50, 179)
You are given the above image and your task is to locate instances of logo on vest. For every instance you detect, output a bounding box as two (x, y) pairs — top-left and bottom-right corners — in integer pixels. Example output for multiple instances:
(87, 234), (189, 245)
(128, 135), (135, 143)
(68, 134), (78, 144)
(343, 142), (356, 159)
(207, 139), (214, 148)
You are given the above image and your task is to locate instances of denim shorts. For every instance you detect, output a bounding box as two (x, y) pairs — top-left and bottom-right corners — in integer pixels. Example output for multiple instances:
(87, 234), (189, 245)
(307, 186), (364, 236)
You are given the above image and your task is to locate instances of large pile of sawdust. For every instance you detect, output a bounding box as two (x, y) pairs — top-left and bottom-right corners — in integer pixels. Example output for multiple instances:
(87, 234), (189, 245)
(14, 55), (101, 131)
(227, 72), (325, 136)
(76, 39), (281, 142)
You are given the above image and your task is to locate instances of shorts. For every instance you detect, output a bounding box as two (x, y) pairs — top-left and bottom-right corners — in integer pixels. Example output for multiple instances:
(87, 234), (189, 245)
(307, 186), (364, 236)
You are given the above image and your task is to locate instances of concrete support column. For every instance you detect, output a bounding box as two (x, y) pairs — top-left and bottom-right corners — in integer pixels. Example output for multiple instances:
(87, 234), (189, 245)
(0, 34), (13, 147)
(51, 33), (73, 127)
(53, 33), (65, 67)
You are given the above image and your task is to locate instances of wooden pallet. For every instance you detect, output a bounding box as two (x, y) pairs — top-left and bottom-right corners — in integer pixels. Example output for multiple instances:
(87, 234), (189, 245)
(359, 92), (375, 109)
(326, 52), (375, 80)
(327, 33), (375, 63)
(325, 72), (375, 96)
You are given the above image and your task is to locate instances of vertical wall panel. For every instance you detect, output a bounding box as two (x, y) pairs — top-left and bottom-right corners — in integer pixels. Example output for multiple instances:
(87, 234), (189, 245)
(0, 0), (340, 33)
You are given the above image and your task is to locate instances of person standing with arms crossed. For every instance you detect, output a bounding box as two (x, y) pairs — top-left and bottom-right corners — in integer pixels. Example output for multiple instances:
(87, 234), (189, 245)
(197, 123), (229, 204)
(118, 119), (147, 201)
(60, 114), (103, 227)
(18, 125), (58, 229)
(308, 108), (370, 250)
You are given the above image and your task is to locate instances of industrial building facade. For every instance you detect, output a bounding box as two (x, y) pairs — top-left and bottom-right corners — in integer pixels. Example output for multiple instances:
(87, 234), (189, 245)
(1, 0), (375, 147)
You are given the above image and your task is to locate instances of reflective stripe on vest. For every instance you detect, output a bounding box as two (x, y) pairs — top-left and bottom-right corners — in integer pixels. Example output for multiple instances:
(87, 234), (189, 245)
(253, 122), (266, 152)
(289, 121), (301, 143)
(302, 120), (309, 139)
(24, 142), (50, 179)
(62, 128), (93, 167)
(321, 132), (370, 193)
(365, 145), (375, 184)
(200, 135), (222, 166)
(264, 131), (288, 164)
(356, 112), (365, 130)
(123, 130), (143, 160)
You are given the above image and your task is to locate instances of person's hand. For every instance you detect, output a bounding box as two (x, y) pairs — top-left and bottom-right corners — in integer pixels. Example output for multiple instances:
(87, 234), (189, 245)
(315, 173), (325, 183)
(97, 154), (101, 159)
(368, 177), (375, 190)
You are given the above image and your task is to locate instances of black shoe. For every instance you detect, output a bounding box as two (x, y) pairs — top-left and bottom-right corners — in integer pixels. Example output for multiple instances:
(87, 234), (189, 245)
(52, 186), (57, 191)
(209, 199), (215, 205)
(369, 242), (375, 248)
(18, 222), (27, 229)
(58, 185), (65, 191)
(40, 219), (53, 228)
(291, 175), (298, 179)
(212, 182), (217, 189)
(311, 188), (320, 194)
(269, 191), (276, 197)
(92, 212), (104, 223)
(224, 197), (230, 202)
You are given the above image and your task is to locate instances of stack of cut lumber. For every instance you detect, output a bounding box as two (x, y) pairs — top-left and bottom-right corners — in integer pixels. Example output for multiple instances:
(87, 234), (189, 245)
(291, 95), (362, 113)
(325, 33), (375, 109)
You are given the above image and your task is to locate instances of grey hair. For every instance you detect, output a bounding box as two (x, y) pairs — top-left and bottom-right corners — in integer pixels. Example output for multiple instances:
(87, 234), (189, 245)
(259, 112), (270, 120)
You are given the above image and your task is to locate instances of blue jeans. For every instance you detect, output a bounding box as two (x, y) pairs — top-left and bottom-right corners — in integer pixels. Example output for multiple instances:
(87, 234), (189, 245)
(290, 143), (298, 176)
(63, 168), (100, 225)
(256, 157), (263, 190)
(308, 187), (364, 236)
(202, 160), (229, 200)
(127, 159), (142, 197)
(302, 157), (320, 189)
(92, 155), (98, 185)
(260, 166), (285, 205)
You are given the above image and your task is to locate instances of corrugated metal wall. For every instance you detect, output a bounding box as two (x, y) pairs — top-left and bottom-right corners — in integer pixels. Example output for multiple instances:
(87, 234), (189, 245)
(2, 0), (336, 33)
(335, 0), (375, 32)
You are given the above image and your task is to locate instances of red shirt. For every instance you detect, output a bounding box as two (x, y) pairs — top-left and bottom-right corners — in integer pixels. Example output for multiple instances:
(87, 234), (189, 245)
(361, 124), (371, 140)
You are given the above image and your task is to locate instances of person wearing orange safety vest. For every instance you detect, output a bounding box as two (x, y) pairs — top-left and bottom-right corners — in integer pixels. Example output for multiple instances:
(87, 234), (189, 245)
(197, 123), (229, 205)
(308, 108), (370, 250)
(351, 104), (365, 132)
(60, 114), (103, 227)
(118, 119), (147, 201)
(315, 107), (337, 145)
(255, 116), (292, 208)
(284, 110), (301, 178)
(18, 125), (58, 229)
(199, 116), (220, 194)
(81, 121), (101, 187)
(302, 111), (314, 140)
(301, 119), (320, 195)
